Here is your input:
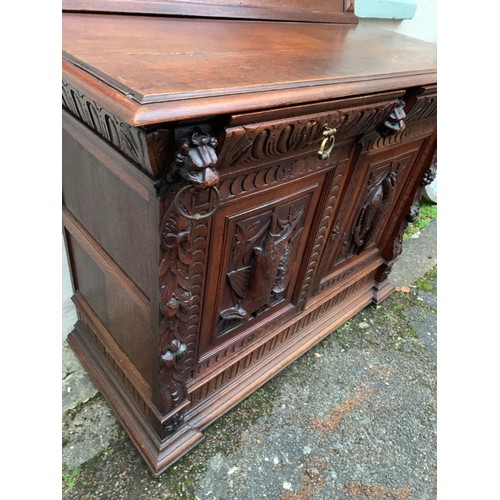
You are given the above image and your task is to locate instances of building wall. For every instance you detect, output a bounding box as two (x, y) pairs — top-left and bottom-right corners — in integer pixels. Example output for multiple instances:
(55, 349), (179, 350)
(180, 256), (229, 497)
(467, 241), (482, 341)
(357, 0), (436, 43)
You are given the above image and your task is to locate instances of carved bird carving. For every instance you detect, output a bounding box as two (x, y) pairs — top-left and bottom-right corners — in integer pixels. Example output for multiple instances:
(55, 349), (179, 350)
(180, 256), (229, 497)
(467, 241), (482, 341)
(221, 207), (304, 320)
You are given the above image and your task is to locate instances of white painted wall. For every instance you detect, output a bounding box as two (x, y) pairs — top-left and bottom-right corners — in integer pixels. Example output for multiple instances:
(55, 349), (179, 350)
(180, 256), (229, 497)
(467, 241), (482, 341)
(359, 0), (436, 43)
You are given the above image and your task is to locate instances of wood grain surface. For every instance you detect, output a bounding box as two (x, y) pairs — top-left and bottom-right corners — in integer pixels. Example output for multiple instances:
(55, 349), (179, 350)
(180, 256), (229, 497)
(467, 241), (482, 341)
(62, 14), (436, 125)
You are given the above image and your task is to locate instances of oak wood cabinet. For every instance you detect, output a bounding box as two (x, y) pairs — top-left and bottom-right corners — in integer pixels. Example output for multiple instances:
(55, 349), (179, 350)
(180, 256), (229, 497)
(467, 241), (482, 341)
(62, 0), (437, 475)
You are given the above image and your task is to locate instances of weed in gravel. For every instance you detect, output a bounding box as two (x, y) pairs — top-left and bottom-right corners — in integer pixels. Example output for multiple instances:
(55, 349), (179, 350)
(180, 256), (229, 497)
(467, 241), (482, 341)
(62, 468), (80, 489)
(403, 200), (437, 241)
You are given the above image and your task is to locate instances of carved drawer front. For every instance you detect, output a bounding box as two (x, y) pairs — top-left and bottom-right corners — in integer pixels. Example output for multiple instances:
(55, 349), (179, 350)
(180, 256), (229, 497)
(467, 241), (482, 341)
(198, 175), (325, 363)
(217, 91), (405, 175)
(312, 139), (425, 296)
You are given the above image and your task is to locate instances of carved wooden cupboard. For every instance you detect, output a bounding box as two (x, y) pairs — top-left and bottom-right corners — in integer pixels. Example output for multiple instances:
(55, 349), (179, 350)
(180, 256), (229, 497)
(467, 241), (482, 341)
(62, 0), (437, 475)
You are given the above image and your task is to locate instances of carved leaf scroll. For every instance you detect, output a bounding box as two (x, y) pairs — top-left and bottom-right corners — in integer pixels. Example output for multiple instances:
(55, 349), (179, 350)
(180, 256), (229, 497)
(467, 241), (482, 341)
(157, 126), (219, 434)
(218, 101), (398, 169)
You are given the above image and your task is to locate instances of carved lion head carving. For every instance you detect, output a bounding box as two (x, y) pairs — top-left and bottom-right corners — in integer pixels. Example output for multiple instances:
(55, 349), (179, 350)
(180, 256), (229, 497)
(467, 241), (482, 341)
(174, 130), (219, 187)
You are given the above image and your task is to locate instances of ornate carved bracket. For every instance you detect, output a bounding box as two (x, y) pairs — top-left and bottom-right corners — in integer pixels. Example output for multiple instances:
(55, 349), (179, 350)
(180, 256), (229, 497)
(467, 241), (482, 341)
(378, 99), (407, 138)
(167, 128), (220, 187)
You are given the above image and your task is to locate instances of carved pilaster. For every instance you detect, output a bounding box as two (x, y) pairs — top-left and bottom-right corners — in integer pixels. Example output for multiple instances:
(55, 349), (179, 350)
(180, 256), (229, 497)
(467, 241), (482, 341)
(158, 127), (220, 436)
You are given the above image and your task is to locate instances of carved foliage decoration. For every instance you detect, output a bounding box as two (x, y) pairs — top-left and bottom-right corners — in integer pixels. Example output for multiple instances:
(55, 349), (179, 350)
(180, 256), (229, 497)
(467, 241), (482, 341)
(220, 117), (332, 168)
(219, 198), (307, 334)
(218, 151), (344, 201)
(158, 203), (195, 428)
(62, 81), (145, 162)
(158, 127), (219, 433)
(405, 92), (437, 124)
(218, 101), (398, 168)
(62, 80), (170, 177)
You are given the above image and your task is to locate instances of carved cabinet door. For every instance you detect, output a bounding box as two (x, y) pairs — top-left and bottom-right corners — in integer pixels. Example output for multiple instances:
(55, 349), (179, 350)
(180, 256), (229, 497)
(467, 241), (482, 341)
(311, 138), (427, 295)
(197, 174), (325, 364)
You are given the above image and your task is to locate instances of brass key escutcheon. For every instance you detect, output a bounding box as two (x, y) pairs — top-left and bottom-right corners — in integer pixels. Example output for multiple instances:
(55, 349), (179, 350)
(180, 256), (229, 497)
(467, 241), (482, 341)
(317, 125), (337, 160)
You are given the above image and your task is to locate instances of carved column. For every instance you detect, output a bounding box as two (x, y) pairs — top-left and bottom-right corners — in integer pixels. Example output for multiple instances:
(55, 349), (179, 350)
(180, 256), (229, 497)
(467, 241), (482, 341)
(158, 127), (220, 436)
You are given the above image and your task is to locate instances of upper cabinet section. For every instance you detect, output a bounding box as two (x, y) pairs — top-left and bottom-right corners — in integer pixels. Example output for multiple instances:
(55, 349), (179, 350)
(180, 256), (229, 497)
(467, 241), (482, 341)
(62, 0), (357, 24)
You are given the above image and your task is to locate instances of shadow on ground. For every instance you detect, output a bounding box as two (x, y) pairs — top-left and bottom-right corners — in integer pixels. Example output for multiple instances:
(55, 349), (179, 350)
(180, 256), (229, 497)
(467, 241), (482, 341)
(63, 266), (437, 500)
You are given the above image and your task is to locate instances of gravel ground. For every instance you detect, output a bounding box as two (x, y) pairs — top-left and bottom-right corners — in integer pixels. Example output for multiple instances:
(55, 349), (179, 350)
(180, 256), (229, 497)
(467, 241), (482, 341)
(62, 263), (437, 500)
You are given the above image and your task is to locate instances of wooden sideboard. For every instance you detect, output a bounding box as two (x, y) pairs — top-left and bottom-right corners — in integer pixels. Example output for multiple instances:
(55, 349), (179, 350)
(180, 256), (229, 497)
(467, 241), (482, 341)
(62, 0), (437, 476)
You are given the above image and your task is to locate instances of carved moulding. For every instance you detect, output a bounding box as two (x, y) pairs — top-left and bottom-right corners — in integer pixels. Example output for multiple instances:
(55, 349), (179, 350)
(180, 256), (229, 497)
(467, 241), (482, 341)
(158, 127), (220, 436)
(218, 149), (344, 201)
(296, 159), (350, 308)
(62, 80), (171, 177)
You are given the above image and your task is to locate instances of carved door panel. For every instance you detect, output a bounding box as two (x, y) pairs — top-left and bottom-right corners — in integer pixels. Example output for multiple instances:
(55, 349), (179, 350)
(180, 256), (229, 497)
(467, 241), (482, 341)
(198, 175), (324, 361)
(311, 139), (425, 295)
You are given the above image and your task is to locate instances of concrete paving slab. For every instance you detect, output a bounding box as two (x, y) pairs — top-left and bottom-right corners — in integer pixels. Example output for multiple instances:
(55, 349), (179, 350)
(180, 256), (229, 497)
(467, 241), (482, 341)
(389, 220), (437, 287)
(62, 342), (98, 413)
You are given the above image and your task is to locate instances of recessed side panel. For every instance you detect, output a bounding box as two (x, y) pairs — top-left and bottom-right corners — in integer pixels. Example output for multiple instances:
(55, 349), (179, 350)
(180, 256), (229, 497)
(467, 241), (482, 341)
(62, 112), (156, 298)
(65, 229), (154, 387)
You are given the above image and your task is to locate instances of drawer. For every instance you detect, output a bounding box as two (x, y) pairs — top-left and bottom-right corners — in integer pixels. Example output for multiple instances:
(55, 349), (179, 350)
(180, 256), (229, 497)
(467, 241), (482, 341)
(217, 90), (406, 174)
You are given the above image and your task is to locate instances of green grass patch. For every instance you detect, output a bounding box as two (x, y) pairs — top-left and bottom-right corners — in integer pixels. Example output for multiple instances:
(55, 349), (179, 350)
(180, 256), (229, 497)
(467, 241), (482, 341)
(62, 468), (80, 489)
(404, 200), (437, 241)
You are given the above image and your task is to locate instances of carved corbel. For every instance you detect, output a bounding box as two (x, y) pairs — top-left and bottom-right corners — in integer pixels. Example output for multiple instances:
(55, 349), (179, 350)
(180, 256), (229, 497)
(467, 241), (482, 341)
(378, 99), (407, 138)
(167, 128), (220, 187)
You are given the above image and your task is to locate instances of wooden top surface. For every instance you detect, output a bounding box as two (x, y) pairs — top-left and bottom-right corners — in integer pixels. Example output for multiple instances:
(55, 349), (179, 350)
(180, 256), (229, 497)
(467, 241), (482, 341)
(62, 13), (437, 126)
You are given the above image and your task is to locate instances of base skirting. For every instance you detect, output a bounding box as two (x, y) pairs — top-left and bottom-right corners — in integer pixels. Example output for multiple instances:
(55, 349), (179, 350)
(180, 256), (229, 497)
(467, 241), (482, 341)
(68, 270), (390, 476)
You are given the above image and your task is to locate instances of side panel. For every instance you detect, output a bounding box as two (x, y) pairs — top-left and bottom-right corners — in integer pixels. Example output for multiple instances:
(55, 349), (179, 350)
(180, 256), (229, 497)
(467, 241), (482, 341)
(63, 111), (159, 389)
(62, 112), (156, 298)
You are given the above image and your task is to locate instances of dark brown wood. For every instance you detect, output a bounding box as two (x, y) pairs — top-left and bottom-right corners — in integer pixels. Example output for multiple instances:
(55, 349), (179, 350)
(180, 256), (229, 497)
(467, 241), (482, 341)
(62, 15), (436, 125)
(63, 0), (356, 24)
(62, 5), (437, 476)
